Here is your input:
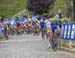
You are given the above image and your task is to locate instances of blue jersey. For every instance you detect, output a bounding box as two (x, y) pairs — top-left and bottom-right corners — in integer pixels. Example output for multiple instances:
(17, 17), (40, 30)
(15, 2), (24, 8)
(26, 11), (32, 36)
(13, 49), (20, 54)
(19, 17), (24, 23)
(23, 17), (28, 21)
(7, 18), (11, 24)
(15, 17), (19, 23)
(0, 26), (3, 33)
(40, 22), (45, 29)
(39, 17), (45, 29)
(5, 19), (10, 24)
(32, 16), (37, 21)
(51, 21), (59, 32)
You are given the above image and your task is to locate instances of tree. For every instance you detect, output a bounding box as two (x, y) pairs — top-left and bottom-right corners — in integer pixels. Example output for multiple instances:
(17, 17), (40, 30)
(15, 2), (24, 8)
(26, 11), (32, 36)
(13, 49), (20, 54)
(26, 0), (55, 15)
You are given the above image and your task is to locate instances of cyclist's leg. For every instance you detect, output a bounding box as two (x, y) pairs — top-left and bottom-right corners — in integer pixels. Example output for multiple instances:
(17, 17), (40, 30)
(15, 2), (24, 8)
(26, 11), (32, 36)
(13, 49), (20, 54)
(20, 23), (24, 34)
(41, 28), (44, 39)
(33, 27), (35, 35)
(55, 32), (58, 51)
(52, 32), (56, 50)
(46, 30), (48, 39)
(34, 25), (37, 35)
(11, 25), (14, 35)
(47, 32), (53, 48)
(3, 29), (9, 40)
(36, 26), (40, 35)
(42, 28), (46, 39)
(52, 32), (59, 51)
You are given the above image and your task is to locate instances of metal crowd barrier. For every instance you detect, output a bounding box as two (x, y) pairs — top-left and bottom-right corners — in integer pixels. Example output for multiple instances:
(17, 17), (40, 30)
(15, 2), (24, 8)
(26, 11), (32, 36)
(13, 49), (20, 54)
(59, 22), (75, 48)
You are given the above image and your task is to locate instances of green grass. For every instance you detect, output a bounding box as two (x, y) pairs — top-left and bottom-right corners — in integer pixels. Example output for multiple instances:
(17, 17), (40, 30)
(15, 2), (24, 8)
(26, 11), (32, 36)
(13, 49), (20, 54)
(0, 0), (27, 18)
(49, 0), (66, 16)
(0, 0), (67, 18)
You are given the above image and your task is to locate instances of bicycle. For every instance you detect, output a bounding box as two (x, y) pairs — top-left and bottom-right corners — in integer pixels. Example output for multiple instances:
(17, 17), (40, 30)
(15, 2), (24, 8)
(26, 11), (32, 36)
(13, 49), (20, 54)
(52, 30), (60, 51)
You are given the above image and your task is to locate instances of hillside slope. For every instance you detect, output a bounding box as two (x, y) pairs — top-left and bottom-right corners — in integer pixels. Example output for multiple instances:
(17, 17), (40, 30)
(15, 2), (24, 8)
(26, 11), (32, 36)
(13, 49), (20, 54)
(0, 0), (66, 18)
(50, 0), (66, 16)
(0, 0), (26, 18)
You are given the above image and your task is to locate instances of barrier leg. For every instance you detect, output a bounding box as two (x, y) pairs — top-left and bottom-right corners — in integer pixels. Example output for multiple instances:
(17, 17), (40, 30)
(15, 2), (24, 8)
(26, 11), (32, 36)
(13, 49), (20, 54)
(61, 39), (63, 48)
(69, 40), (72, 49)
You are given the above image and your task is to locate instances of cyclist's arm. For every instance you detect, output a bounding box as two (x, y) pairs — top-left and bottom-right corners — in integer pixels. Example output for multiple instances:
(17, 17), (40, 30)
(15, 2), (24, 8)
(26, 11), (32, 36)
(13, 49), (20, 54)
(57, 26), (60, 31)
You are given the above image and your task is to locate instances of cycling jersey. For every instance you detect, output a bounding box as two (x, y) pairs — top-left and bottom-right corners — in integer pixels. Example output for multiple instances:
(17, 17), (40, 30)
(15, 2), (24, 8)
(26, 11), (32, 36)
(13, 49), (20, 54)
(19, 17), (24, 23)
(28, 18), (31, 22)
(10, 18), (15, 25)
(0, 26), (3, 33)
(46, 21), (51, 28)
(40, 22), (45, 29)
(0, 26), (4, 37)
(32, 16), (36, 20)
(15, 17), (19, 23)
(39, 18), (45, 29)
(51, 21), (59, 33)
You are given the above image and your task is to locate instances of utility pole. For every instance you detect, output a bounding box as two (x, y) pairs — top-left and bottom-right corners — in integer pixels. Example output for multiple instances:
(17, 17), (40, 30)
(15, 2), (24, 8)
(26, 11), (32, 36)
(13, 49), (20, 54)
(73, 0), (75, 21)
(66, 0), (70, 17)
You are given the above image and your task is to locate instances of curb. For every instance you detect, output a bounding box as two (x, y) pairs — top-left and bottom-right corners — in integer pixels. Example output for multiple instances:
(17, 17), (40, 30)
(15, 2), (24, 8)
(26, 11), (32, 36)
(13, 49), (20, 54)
(59, 47), (75, 53)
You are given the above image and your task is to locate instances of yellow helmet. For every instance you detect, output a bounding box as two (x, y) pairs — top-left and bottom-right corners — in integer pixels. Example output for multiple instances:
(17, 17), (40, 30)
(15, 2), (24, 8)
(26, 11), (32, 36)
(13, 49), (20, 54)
(53, 17), (57, 21)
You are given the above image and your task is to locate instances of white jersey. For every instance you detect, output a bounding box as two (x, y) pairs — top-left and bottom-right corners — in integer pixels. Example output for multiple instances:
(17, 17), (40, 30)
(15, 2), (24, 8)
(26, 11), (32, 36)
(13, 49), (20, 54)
(24, 19), (28, 23)
(46, 21), (51, 28)
(45, 21), (52, 33)
(10, 19), (15, 25)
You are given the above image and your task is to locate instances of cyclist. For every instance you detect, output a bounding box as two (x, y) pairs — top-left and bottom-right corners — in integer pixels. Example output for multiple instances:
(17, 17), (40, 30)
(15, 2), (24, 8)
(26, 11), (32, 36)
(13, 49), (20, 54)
(39, 16), (46, 39)
(46, 18), (53, 48)
(22, 16), (28, 33)
(31, 16), (38, 35)
(27, 17), (32, 33)
(0, 20), (4, 39)
(51, 18), (60, 51)
(0, 26), (4, 38)
(9, 18), (16, 35)
(0, 17), (8, 39)
(15, 17), (20, 35)
(19, 17), (24, 34)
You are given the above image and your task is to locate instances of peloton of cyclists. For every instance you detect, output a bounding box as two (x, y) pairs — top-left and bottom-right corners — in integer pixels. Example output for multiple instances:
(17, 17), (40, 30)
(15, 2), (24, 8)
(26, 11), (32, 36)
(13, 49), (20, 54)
(0, 15), (61, 51)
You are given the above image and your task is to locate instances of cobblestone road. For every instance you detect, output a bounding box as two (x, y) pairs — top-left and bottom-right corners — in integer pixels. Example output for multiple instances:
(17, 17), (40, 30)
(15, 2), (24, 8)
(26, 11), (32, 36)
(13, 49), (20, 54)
(0, 34), (75, 58)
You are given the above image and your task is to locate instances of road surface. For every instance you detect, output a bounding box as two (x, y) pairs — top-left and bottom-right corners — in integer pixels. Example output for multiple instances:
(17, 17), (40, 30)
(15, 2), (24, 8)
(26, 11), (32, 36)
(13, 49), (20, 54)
(0, 34), (75, 58)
